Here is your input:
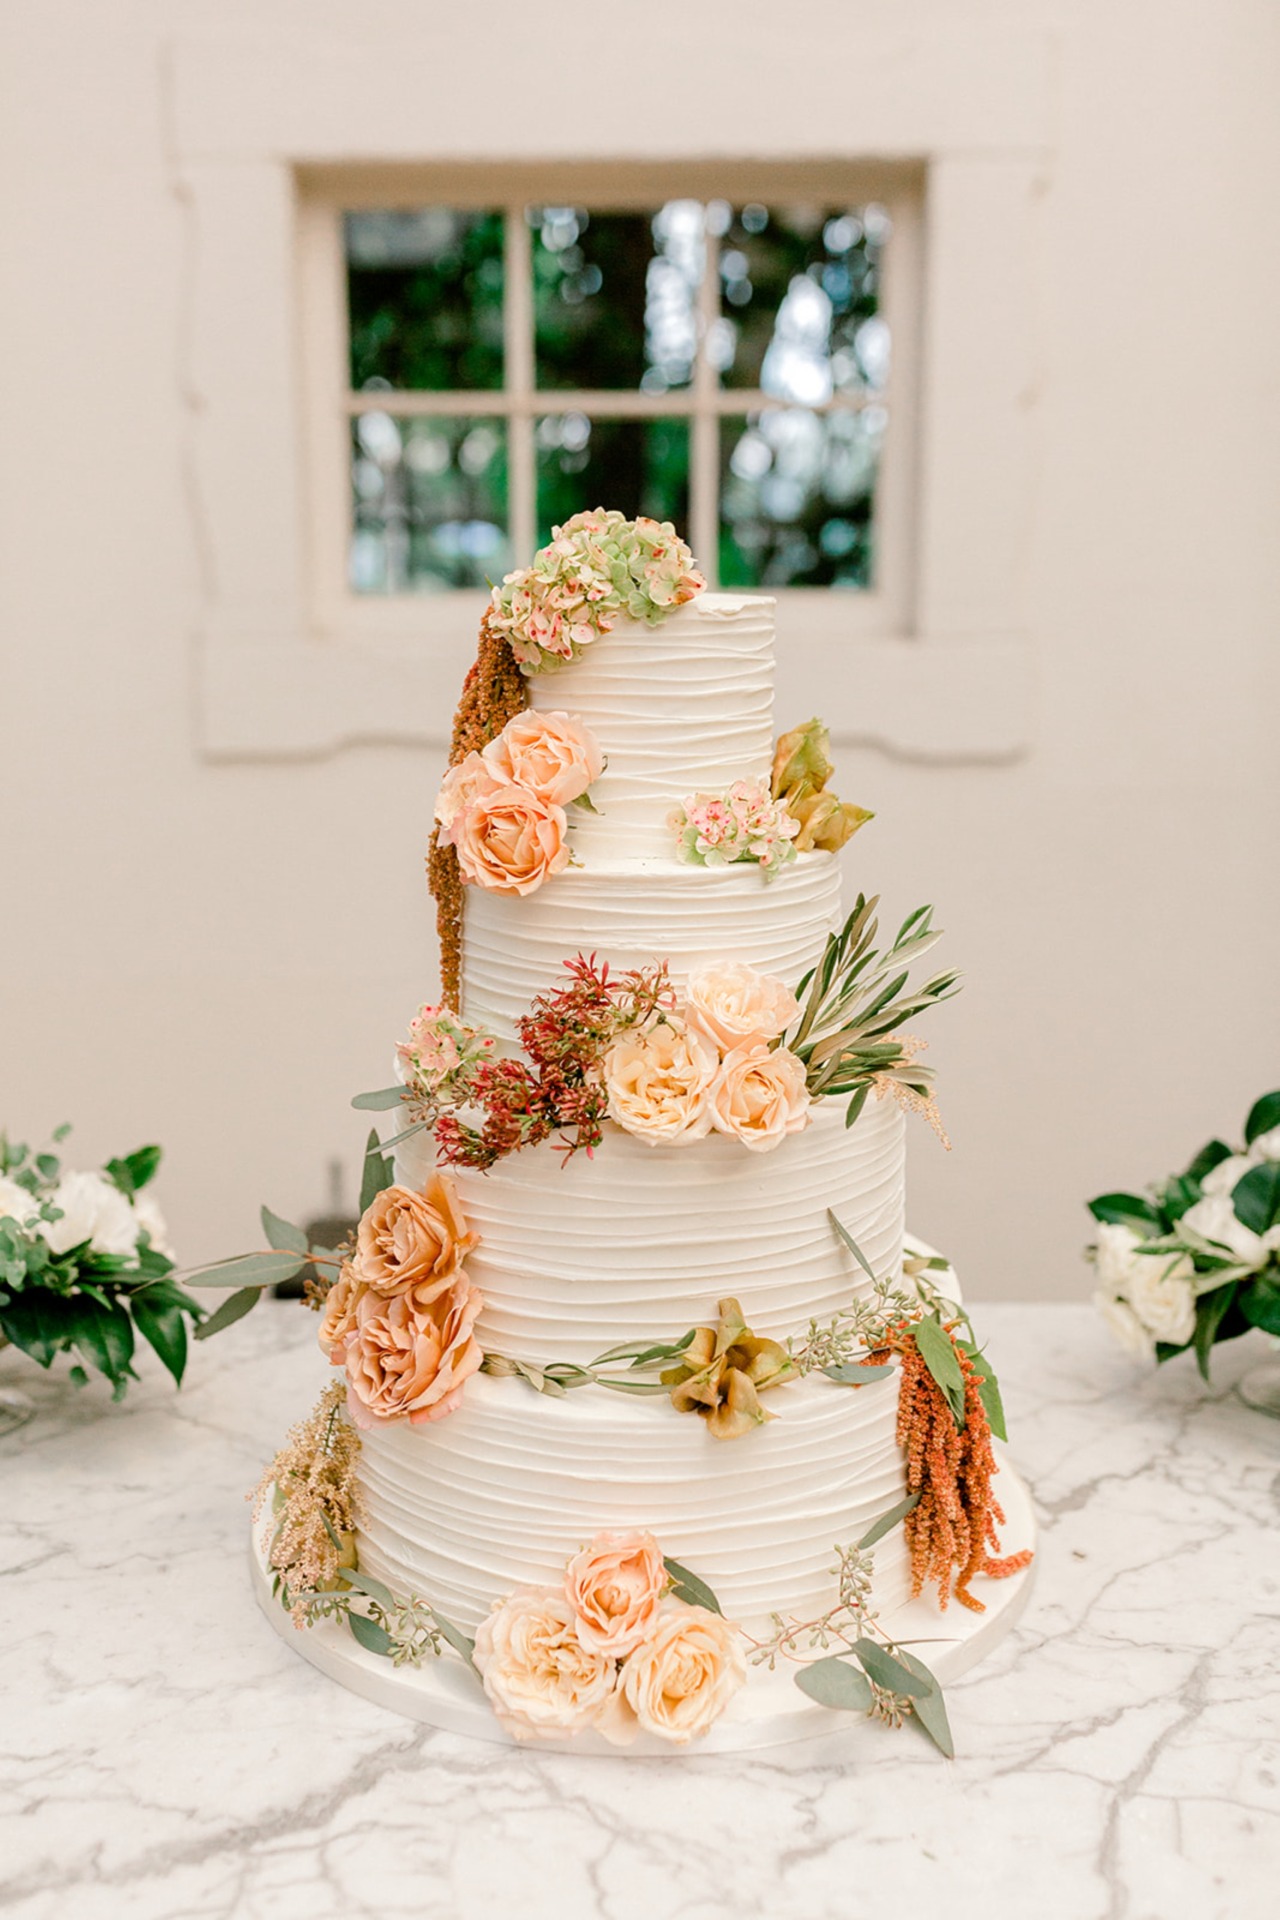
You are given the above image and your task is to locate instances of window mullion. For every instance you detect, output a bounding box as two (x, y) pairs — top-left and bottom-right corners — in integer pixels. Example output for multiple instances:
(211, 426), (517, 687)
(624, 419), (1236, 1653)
(505, 205), (536, 559)
(690, 218), (720, 583)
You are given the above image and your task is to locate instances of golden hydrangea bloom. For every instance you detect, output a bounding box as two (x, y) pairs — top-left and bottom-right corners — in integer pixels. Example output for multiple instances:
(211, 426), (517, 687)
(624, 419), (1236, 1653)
(661, 1296), (795, 1439)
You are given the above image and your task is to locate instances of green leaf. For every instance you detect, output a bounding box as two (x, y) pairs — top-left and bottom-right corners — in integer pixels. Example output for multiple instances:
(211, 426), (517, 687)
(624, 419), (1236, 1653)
(130, 1287), (188, 1385)
(958, 1340), (1008, 1442)
(823, 1362), (897, 1386)
(1244, 1091), (1280, 1146)
(359, 1130), (394, 1214)
(105, 1145), (162, 1198)
(68, 1363), (88, 1388)
(828, 1209), (877, 1282)
(795, 1656), (874, 1712)
(260, 1206), (308, 1254)
(338, 1566), (396, 1612)
(895, 1649), (955, 1758)
(857, 1490), (922, 1551)
(192, 1286), (262, 1341)
(1232, 1163), (1280, 1236)
(347, 1611), (395, 1658)
(431, 1609), (478, 1670)
(1087, 1192), (1160, 1230)
(664, 1556), (723, 1616)
(0, 1286), (69, 1367)
(1193, 1280), (1238, 1382)
(183, 1250), (305, 1290)
(913, 1313), (967, 1427)
(68, 1295), (135, 1389)
(351, 1086), (406, 1112)
(852, 1637), (934, 1698)
(1241, 1277), (1280, 1337)
(1158, 1173), (1202, 1224)
(1184, 1139), (1233, 1184)
(844, 1084), (871, 1130)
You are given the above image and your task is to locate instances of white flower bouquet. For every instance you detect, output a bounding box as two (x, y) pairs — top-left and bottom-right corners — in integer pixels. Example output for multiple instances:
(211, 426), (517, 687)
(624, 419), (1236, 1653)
(1088, 1091), (1280, 1374)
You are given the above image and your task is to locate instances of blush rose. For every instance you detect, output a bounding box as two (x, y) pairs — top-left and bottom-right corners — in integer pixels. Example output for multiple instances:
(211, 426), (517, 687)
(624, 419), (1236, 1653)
(564, 1530), (668, 1658)
(482, 710), (604, 807)
(709, 1043), (811, 1152)
(603, 1019), (718, 1146)
(684, 962), (801, 1052)
(474, 1586), (618, 1741)
(447, 784), (570, 895)
(605, 1604), (746, 1745)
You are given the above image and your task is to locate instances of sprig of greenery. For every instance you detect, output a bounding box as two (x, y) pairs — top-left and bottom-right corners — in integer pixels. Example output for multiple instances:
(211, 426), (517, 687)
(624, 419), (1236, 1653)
(480, 1328), (698, 1397)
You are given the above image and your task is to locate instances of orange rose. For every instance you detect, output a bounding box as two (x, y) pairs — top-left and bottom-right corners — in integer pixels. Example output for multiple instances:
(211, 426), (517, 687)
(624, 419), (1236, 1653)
(317, 1262), (365, 1357)
(351, 1174), (477, 1296)
(709, 1042), (811, 1153)
(564, 1530), (668, 1657)
(339, 1276), (484, 1428)
(433, 750), (503, 833)
(449, 784), (569, 895)
(481, 710), (604, 807)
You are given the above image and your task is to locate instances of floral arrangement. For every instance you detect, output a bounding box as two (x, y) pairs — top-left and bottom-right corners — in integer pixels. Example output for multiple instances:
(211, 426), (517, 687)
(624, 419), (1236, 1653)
(487, 509), (705, 673)
(668, 778), (801, 878)
(0, 1130), (201, 1400)
(434, 708), (604, 897)
(770, 717), (874, 854)
(1088, 1090), (1280, 1375)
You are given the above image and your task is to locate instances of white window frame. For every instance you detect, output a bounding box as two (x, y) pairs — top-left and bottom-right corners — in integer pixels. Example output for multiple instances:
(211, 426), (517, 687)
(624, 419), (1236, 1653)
(301, 162), (922, 651)
(174, 24), (1052, 761)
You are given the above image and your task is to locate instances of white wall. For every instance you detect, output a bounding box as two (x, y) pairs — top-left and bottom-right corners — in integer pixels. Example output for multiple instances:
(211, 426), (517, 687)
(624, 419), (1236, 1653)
(2, 0), (1277, 1299)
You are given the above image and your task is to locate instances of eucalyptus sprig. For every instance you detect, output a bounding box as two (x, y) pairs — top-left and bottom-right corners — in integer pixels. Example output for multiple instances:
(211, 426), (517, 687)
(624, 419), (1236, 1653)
(786, 895), (961, 1127)
(480, 1328), (698, 1398)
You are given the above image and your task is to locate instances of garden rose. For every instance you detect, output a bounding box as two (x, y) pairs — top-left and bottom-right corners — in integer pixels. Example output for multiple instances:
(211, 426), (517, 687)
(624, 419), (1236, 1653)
(1199, 1154), (1255, 1198)
(709, 1043), (811, 1153)
(608, 1604), (746, 1745)
(448, 784), (570, 895)
(603, 1019), (718, 1145)
(351, 1174), (477, 1296)
(564, 1530), (667, 1658)
(433, 751), (503, 833)
(132, 1195), (174, 1259)
(1125, 1254), (1197, 1345)
(1092, 1221), (1148, 1295)
(684, 962), (801, 1053)
(1179, 1193), (1268, 1268)
(317, 1263), (365, 1356)
(482, 710), (604, 807)
(473, 1586), (618, 1741)
(39, 1170), (139, 1258)
(338, 1276), (483, 1428)
(1250, 1126), (1280, 1162)
(1093, 1290), (1155, 1362)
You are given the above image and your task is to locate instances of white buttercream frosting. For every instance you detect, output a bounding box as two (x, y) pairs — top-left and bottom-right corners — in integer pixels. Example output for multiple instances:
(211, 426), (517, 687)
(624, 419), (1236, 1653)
(526, 592), (775, 860)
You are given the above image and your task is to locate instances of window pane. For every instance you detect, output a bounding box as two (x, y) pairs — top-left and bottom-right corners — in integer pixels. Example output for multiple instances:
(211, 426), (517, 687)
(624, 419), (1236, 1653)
(714, 203), (889, 400)
(345, 210), (504, 391)
(535, 416), (689, 545)
(532, 204), (703, 392)
(350, 414), (509, 593)
(719, 407), (885, 590)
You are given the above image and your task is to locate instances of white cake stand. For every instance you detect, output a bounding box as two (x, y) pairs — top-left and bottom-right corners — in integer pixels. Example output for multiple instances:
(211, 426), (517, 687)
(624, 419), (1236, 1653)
(251, 1453), (1036, 1756)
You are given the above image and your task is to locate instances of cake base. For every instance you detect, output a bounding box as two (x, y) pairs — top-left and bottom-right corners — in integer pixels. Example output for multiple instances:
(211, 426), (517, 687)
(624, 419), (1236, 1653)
(251, 1454), (1036, 1756)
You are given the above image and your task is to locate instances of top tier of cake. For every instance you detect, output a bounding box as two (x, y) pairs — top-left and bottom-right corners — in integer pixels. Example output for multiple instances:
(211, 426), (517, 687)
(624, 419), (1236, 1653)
(526, 591), (775, 861)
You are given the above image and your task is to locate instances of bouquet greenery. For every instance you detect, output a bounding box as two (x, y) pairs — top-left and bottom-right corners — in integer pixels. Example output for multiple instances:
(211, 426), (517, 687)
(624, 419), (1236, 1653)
(0, 1130), (203, 1399)
(1087, 1091), (1280, 1377)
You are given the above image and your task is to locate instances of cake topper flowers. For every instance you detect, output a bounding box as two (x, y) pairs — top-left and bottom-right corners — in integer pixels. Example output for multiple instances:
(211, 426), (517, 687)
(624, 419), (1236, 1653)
(487, 509), (705, 673)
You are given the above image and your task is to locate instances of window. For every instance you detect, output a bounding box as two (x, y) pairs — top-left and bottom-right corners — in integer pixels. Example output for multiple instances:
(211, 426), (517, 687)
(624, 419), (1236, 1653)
(299, 165), (922, 646)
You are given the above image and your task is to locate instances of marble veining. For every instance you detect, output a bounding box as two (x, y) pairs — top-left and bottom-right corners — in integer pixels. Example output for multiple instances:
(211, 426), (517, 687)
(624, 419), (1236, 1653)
(3, 1303), (1278, 1920)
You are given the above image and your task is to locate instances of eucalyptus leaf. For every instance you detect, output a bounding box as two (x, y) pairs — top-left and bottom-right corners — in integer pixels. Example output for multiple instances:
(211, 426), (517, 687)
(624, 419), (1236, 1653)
(359, 1129), (395, 1214)
(193, 1286), (263, 1340)
(1244, 1090), (1280, 1146)
(894, 1649), (955, 1757)
(338, 1566), (396, 1612)
(852, 1638), (934, 1698)
(828, 1209), (877, 1282)
(823, 1362), (897, 1386)
(913, 1313), (967, 1428)
(795, 1656), (874, 1712)
(184, 1250), (305, 1290)
(664, 1556), (723, 1616)
(261, 1206), (308, 1254)
(857, 1490), (922, 1551)
(432, 1609), (478, 1670)
(351, 1086), (407, 1112)
(347, 1611), (395, 1658)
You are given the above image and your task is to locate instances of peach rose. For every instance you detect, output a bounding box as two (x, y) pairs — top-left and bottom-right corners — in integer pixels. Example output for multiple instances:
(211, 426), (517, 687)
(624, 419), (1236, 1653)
(448, 783), (569, 895)
(607, 1605), (746, 1746)
(564, 1530), (668, 1658)
(434, 751), (503, 834)
(685, 962), (802, 1053)
(351, 1173), (477, 1296)
(482, 710), (604, 807)
(338, 1276), (483, 1428)
(710, 1043), (811, 1152)
(474, 1586), (619, 1742)
(317, 1262), (366, 1357)
(603, 1019), (718, 1146)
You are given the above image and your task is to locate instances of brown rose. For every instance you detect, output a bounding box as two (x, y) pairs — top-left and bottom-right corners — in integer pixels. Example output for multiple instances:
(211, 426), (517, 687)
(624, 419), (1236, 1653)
(351, 1173), (477, 1296)
(338, 1275), (484, 1429)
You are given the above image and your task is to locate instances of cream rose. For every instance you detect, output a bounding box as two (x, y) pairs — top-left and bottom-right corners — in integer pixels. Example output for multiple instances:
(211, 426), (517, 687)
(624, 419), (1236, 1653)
(609, 1604), (746, 1745)
(433, 751), (503, 833)
(1093, 1290), (1155, 1362)
(339, 1275), (484, 1428)
(1200, 1154), (1255, 1198)
(482, 710), (604, 806)
(603, 1019), (718, 1146)
(39, 1171), (139, 1258)
(1125, 1253), (1197, 1345)
(351, 1173), (477, 1296)
(448, 784), (569, 895)
(1093, 1221), (1148, 1296)
(474, 1586), (619, 1741)
(684, 962), (801, 1053)
(1180, 1193), (1268, 1268)
(0, 1175), (35, 1223)
(317, 1262), (366, 1357)
(564, 1531), (667, 1658)
(709, 1043), (811, 1153)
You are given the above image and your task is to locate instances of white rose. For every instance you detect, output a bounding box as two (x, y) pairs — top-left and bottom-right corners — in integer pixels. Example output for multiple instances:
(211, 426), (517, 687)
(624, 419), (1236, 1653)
(684, 962), (802, 1053)
(132, 1195), (174, 1260)
(39, 1170), (140, 1259)
(1200, 1154), (1255, 1197)
(603, 1020), (718, 1146)
(1093, 1221), (1148, 1295)
(1248, 1125), (1280, 1163)
(709, 1043), (811, 1153)
(1093, 1290), (1156, 1362)
(0, 1175), (36, 1223)
(607, 1605), (746, 1746)
(1124, 1254), (1197, 1345)
(1179, 1193), (1267, 1269)
(473, 1587), (618, 1743)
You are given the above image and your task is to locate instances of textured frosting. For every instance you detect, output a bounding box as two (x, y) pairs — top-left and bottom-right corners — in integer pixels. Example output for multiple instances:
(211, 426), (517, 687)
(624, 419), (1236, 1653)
(355, 1369), (911, 1636)
(461, 851), (841, 1040)
(526, 592), (775, 859)
(398, 1093), (905, 1364)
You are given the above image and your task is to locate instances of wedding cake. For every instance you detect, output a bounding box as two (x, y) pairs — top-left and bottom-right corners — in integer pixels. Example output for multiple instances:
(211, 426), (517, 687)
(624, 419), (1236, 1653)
(249, 512), (1033, 1755)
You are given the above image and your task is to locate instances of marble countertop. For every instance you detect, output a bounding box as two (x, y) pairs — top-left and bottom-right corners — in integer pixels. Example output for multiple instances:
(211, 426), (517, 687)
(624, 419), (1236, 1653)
(3, 1301), (1278, 1920)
